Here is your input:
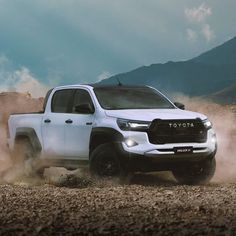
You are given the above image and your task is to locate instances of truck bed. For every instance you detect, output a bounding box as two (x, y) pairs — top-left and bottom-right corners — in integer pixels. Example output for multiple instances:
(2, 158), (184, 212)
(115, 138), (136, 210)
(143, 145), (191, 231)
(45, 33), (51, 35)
(8, 113), (44, 150)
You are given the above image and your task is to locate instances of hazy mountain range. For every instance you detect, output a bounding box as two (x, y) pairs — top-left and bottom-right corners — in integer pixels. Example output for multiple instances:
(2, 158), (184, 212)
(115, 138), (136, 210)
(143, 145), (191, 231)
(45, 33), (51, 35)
(102, 37), (236, 104)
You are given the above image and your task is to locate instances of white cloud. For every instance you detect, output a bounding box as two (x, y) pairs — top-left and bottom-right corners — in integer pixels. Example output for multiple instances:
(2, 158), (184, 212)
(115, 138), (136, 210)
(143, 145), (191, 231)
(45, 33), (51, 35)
(185, 3), (211, 23)
(185, 3), (214, 43)
(186, 28), (198, 42)
(202, 24), (215, 42)
(13, 68), (49, 97)
(0, 57), (49, 98)
(97, 71), (111, 82)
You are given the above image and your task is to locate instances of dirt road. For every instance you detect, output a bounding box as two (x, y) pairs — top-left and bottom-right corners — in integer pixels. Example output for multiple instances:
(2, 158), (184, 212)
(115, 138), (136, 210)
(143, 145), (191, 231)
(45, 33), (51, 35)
(0, 173), (236, 235)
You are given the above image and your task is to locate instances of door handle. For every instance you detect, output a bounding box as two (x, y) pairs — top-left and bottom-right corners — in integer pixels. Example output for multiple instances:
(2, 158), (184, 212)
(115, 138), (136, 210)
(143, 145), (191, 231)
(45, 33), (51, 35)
(44, 119), (51, 123)
(65, 119), (73, 124)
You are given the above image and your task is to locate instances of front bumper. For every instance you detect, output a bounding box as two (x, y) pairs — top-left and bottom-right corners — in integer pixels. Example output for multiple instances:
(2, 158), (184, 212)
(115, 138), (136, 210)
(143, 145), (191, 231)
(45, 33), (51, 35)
(122, 151), (215, 172)
(119, 128), (217, 172)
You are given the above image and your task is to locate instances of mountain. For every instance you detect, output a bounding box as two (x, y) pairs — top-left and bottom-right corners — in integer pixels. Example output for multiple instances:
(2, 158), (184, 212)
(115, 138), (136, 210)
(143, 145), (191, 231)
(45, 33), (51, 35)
(192, 37), (236, 66)
(102, 37), (236, 102)
(207, 83), (236, 104)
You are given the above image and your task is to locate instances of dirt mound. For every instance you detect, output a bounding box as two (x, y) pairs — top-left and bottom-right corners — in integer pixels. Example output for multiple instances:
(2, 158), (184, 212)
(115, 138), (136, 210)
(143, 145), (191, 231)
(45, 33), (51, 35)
(0, 91), (44, 123)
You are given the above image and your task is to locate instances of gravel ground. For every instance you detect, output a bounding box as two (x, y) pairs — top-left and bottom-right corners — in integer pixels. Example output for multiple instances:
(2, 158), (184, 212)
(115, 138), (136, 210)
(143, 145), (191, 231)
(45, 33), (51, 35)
(0, 172), (236, 236)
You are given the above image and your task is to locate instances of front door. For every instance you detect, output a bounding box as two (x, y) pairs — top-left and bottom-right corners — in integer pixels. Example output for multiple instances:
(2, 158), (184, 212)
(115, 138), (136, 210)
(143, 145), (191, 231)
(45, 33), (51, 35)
(64, 89), (95, 159)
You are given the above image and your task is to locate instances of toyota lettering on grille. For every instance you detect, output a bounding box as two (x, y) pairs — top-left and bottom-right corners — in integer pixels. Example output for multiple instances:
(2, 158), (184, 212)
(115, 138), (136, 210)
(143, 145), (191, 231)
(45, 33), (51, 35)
(169, 122), (195, 128)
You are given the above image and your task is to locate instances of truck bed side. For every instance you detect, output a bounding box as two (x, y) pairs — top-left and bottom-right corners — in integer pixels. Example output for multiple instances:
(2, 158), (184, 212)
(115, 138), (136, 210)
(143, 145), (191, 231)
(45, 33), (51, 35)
(8, 113), (44, 150)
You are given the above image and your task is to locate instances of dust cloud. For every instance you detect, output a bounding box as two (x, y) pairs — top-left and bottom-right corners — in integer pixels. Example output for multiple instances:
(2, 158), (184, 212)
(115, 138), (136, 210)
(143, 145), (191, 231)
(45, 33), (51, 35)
(0, 92), (44, 184)
(174, 94), (236, 182)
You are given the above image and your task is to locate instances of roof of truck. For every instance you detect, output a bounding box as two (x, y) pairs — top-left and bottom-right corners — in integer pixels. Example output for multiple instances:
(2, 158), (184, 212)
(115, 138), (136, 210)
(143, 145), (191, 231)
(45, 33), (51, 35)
(54, 83), (149, 90)
(86, 83), (149, 89)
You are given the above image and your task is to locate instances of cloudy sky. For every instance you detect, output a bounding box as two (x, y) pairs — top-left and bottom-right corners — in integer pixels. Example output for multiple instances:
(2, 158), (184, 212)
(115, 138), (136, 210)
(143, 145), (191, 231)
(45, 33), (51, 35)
(0, 0), (235, 94)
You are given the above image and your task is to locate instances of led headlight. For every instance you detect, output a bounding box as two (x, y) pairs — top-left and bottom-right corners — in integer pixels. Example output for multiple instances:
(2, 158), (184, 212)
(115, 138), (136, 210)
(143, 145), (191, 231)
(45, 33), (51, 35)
(203, 119), (212, 130)
(117, 118), (151, 131)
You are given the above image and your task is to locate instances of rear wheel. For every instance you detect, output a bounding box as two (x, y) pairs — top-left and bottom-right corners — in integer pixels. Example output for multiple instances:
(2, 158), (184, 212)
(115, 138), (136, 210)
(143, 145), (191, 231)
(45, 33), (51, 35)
(13, 138), (44, 178)
(90, 143), (123, 177)
(172, 157), (216, 185)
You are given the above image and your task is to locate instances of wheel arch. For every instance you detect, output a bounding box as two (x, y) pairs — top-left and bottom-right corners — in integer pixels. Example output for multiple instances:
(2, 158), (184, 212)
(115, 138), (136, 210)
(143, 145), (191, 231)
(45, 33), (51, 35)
(89, 127), (124, 157)
(15, 127), (42, 154)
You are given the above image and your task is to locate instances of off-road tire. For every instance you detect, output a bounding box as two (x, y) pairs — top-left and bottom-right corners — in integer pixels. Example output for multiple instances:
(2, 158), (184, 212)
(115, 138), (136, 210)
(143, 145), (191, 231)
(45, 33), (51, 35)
(172, 156), (216, 185)
(90, 143), (124, 178)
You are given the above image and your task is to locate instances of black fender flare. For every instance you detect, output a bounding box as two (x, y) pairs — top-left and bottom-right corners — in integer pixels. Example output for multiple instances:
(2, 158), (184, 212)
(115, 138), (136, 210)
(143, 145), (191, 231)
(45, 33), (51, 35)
(89, 127), (124, 156)
(15, 127), (42, 153)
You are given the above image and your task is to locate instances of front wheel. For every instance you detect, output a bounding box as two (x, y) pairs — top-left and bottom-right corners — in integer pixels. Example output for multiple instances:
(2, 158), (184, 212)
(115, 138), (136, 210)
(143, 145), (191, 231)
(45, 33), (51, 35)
(90, 143), (123, 177)
(172, 157), (216, 185)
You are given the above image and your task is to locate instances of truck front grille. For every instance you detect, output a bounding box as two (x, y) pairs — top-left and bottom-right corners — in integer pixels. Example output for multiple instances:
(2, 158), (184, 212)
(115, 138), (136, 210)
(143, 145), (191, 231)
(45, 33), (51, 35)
(147, 119), (207, 144)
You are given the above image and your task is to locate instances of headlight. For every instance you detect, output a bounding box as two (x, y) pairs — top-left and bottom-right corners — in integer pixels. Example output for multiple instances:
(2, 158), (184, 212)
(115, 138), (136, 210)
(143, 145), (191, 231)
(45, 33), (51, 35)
(203, 119), (212, 130)
(117, 118), (151, 131)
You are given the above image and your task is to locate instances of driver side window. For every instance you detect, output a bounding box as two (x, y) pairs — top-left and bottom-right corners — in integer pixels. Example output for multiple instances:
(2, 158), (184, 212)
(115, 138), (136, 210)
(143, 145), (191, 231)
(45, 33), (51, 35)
(72, 89), (94, 113)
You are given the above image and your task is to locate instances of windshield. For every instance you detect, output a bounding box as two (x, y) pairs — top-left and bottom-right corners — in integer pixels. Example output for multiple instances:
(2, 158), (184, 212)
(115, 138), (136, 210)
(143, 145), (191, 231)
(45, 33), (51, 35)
(94, 86), (175, 110)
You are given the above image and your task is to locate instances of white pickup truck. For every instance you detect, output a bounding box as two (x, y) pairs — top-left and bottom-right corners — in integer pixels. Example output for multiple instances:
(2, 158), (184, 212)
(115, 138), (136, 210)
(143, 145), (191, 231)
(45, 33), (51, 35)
(8, 84), (217, 184)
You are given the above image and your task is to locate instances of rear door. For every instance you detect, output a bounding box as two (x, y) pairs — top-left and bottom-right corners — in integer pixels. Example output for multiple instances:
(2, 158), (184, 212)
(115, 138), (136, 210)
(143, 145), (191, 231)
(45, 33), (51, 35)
(41, 89), (74, 157)
(64, 89), (95, 159)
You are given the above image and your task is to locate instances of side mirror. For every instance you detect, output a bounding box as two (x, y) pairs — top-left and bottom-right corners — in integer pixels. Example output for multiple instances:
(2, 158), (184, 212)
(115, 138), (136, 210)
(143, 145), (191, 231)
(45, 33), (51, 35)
(174, 102), (185, 110)
(74, 103), (94, 114)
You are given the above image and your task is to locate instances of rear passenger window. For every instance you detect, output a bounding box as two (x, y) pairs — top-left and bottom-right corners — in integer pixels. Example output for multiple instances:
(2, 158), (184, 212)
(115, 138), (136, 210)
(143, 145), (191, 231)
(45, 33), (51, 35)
(51, 89), (74, 113)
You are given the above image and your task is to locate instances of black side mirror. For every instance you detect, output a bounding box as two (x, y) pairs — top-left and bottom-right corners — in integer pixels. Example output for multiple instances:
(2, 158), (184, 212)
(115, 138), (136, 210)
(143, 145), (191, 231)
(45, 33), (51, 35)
(174, 102), (185, 110)
(74, 103), (94, 114)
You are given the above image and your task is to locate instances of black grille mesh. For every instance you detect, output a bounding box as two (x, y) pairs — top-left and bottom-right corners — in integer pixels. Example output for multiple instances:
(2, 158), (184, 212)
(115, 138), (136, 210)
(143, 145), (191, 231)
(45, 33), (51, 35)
(148, 119), (207, 144)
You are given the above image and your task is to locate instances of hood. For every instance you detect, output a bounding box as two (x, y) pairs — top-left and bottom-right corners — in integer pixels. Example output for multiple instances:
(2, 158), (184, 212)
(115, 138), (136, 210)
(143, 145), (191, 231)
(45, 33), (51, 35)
(105, 109), (207, 121)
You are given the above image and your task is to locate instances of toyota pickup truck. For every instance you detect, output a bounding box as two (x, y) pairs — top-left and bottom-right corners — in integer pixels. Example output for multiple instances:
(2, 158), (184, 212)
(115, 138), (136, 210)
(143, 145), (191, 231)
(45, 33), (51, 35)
(7, 84), (217, 184)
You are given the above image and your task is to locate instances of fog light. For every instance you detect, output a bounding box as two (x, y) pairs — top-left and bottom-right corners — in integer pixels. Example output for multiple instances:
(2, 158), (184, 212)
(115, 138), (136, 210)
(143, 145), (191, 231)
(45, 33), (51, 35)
(124, 139), (138, 147)
(211, 134), (217, 143)
(211, 137), (216, 143)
